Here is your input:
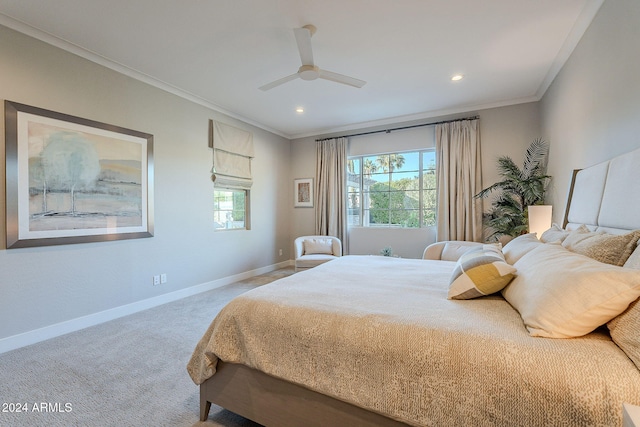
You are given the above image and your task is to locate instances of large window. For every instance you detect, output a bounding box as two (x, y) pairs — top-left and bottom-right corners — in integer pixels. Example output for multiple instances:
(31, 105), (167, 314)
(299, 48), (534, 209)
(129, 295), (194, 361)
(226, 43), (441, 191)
(214, 188), (249, 230)
(347, 150), (436, 228)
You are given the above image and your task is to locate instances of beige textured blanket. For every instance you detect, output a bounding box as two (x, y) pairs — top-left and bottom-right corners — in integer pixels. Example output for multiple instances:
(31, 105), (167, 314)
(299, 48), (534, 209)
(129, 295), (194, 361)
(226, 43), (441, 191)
(188, 256), (640, 426)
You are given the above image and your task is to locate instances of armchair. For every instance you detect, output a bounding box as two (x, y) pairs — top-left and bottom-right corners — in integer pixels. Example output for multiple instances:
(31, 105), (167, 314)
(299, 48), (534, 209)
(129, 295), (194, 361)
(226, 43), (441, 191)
(294, 236), (342, 272)
(422, 241), (484, 261)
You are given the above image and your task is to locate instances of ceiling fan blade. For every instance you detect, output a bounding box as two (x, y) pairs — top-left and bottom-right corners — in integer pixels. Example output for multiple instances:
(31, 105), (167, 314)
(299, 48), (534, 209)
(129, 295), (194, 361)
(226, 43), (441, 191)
(318, 69), (366, 88)
(293, 25), (315, 66)
(260, 24), (363, 91)
(259, 73), (300, 91)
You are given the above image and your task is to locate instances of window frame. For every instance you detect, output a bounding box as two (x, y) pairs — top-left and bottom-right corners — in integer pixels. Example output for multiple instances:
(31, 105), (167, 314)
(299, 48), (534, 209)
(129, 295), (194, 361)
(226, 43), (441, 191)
(213, 187), (251, 231)
(347, 149), (436, 228)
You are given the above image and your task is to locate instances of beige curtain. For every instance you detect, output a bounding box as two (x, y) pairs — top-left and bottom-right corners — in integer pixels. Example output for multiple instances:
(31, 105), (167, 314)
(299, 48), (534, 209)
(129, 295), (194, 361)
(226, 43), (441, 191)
(436, 119), (483, 242)
(315, 137), (348, 253)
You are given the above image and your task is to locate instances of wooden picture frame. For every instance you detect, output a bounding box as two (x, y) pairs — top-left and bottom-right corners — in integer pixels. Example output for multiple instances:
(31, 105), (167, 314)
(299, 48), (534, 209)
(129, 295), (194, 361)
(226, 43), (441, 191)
(294, 178), (313, 208)
(4, 100), (154, 248)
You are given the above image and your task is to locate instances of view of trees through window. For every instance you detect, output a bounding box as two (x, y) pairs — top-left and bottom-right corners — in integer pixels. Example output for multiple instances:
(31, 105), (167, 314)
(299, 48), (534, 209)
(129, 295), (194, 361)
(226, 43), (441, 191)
(348, 150), (436, 228)
(214, 189), (247, 230)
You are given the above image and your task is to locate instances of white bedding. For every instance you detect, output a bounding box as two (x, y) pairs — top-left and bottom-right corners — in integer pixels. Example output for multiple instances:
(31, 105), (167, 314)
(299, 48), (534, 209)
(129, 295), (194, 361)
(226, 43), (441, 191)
(188, 255), (640, 426)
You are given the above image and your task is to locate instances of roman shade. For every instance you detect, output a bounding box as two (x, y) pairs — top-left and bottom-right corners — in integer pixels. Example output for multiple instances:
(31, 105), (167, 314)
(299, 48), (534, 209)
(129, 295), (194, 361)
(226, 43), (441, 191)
(209, 120), (254, 189)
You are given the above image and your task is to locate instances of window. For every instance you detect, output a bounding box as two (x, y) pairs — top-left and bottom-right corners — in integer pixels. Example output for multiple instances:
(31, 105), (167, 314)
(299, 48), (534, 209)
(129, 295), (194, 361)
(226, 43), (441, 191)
(214, 188), (250, 230)
(209, 120), (254, 231)
(347, 150), (436, 228)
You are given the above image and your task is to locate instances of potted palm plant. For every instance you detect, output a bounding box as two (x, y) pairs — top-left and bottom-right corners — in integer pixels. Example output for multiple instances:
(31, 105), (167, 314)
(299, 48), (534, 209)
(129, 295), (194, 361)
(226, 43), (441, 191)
(475, 138), (551, 242)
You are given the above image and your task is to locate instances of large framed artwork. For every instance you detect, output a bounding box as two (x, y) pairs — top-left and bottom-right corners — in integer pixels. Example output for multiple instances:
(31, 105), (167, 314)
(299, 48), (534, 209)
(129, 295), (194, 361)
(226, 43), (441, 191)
(294, 178), (313, 208)
(4, 101), (154, 249)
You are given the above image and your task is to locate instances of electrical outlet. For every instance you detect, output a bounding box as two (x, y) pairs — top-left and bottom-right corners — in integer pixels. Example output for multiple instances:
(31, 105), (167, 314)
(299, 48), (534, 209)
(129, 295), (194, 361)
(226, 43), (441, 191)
(160, 273), (167, 284)
(279, 249), (283, 256)
(153, 275), (160, 286)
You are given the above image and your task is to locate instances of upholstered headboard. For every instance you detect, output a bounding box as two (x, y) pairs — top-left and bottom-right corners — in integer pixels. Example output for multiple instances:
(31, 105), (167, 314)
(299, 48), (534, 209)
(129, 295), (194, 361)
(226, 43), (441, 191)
(563, 147), (640, 234)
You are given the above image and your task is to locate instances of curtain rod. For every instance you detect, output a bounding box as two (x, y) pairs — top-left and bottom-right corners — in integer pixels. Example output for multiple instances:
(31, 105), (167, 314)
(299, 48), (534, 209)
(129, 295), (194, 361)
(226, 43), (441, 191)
(315, 115), (480, 142)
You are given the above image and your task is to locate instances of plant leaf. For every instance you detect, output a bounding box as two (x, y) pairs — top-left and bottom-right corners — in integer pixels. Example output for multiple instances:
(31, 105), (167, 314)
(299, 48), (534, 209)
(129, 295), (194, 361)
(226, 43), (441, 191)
(522, 138), (549, 179)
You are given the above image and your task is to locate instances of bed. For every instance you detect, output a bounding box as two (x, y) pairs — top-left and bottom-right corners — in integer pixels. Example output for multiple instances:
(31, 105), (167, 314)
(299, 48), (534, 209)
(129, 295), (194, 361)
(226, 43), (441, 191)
(187, 147), (640, 426)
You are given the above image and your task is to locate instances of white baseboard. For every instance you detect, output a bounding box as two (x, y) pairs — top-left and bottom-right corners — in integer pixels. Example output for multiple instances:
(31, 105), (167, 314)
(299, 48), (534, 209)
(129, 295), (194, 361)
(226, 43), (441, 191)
(0, 260), (293, 355)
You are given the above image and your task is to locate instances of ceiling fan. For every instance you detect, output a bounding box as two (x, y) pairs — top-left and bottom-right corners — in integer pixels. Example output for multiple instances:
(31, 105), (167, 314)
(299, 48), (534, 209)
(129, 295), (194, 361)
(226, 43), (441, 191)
(259, 24), (366, 91)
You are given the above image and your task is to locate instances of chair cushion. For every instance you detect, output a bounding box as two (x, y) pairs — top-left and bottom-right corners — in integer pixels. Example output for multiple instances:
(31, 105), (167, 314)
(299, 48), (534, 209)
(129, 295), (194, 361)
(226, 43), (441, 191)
(440, 242), (484, 261)
(303, 238), (334, 255)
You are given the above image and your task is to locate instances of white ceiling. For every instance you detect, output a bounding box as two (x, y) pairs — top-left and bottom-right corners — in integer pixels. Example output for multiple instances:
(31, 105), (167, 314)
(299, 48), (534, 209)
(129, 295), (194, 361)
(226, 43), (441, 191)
(0, 0), (603, 139)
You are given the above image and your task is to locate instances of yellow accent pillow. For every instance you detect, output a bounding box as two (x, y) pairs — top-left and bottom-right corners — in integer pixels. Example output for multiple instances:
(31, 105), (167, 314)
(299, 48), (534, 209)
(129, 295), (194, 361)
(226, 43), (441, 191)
(448, 245), (517, 300)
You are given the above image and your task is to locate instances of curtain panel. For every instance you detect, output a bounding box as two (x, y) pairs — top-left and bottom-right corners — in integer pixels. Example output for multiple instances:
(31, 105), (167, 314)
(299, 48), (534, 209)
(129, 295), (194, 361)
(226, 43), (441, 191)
(209, 120), (254, 189)
(315, 137), (348, 253)
(436, 119), (483, 242)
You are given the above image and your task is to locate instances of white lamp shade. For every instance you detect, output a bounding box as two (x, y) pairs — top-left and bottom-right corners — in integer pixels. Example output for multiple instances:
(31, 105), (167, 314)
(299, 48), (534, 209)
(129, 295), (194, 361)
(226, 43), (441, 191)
(528, 205), (553, 239)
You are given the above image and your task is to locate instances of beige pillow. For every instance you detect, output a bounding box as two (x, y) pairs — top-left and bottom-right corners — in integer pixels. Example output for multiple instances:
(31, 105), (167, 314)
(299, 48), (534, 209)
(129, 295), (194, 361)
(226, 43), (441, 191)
(502, 233), (542, 265)
(502, 243), (640, 338)
(539, 223), (570, 243)
(303, 238), (333, 255)
(607, 298), (640, 370)
(448, 245), (516, 300)
(561, 228), (640, 266)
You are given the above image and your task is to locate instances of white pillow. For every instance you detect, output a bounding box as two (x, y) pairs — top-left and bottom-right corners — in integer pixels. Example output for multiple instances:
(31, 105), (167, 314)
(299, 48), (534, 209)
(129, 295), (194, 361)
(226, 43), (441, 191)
(502, 233), (542, 265)
(448, 245), (516, 300)
(502, 243), (640, 338)
(624, 244), (640, 269)
(539, 223), (571, 243)
(303, 238), (334, 255)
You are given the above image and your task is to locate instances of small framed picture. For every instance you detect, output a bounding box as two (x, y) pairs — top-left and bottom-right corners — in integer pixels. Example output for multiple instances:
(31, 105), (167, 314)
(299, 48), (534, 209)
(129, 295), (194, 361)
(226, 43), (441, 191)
(294, 178), (313, 208)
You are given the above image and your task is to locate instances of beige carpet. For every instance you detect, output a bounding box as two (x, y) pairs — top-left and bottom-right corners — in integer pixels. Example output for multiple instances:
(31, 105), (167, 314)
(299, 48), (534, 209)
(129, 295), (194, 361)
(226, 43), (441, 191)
(0, 267), (295, 427)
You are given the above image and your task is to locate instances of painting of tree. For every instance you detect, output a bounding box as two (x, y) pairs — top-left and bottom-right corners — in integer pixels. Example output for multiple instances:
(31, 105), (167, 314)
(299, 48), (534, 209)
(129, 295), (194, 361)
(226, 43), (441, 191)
(26, 122), (146, 233)
(4, 100), (153, 248)
(39, 132), (101, 215)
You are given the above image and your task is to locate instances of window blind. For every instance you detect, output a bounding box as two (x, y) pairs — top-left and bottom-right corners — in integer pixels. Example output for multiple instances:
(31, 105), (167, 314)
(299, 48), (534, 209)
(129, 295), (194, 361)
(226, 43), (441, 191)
(209, 120), (254, 189)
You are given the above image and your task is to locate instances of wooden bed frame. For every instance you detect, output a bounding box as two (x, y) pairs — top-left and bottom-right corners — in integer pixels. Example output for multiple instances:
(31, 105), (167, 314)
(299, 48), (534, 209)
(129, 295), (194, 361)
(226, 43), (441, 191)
(200, 361), (409, 426)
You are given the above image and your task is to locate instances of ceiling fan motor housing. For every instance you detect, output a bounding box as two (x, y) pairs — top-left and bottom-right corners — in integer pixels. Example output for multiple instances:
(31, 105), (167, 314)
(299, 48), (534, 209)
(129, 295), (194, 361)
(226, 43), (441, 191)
(298, 65), (320, 80)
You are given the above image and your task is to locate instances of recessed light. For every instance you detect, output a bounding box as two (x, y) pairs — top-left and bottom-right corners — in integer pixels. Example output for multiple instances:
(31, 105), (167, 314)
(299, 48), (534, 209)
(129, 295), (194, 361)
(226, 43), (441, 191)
(451, 74), (464, 81)
(296, 107), (304, 114)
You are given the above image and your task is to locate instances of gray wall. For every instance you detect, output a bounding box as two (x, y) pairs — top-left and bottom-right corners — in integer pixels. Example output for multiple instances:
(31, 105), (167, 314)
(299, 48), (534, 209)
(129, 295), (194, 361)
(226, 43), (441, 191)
(291, 102), (541, 258)
(541, 0), (640, 222)
(2, 0), (636, 350)
(0, 25), (292, 350)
